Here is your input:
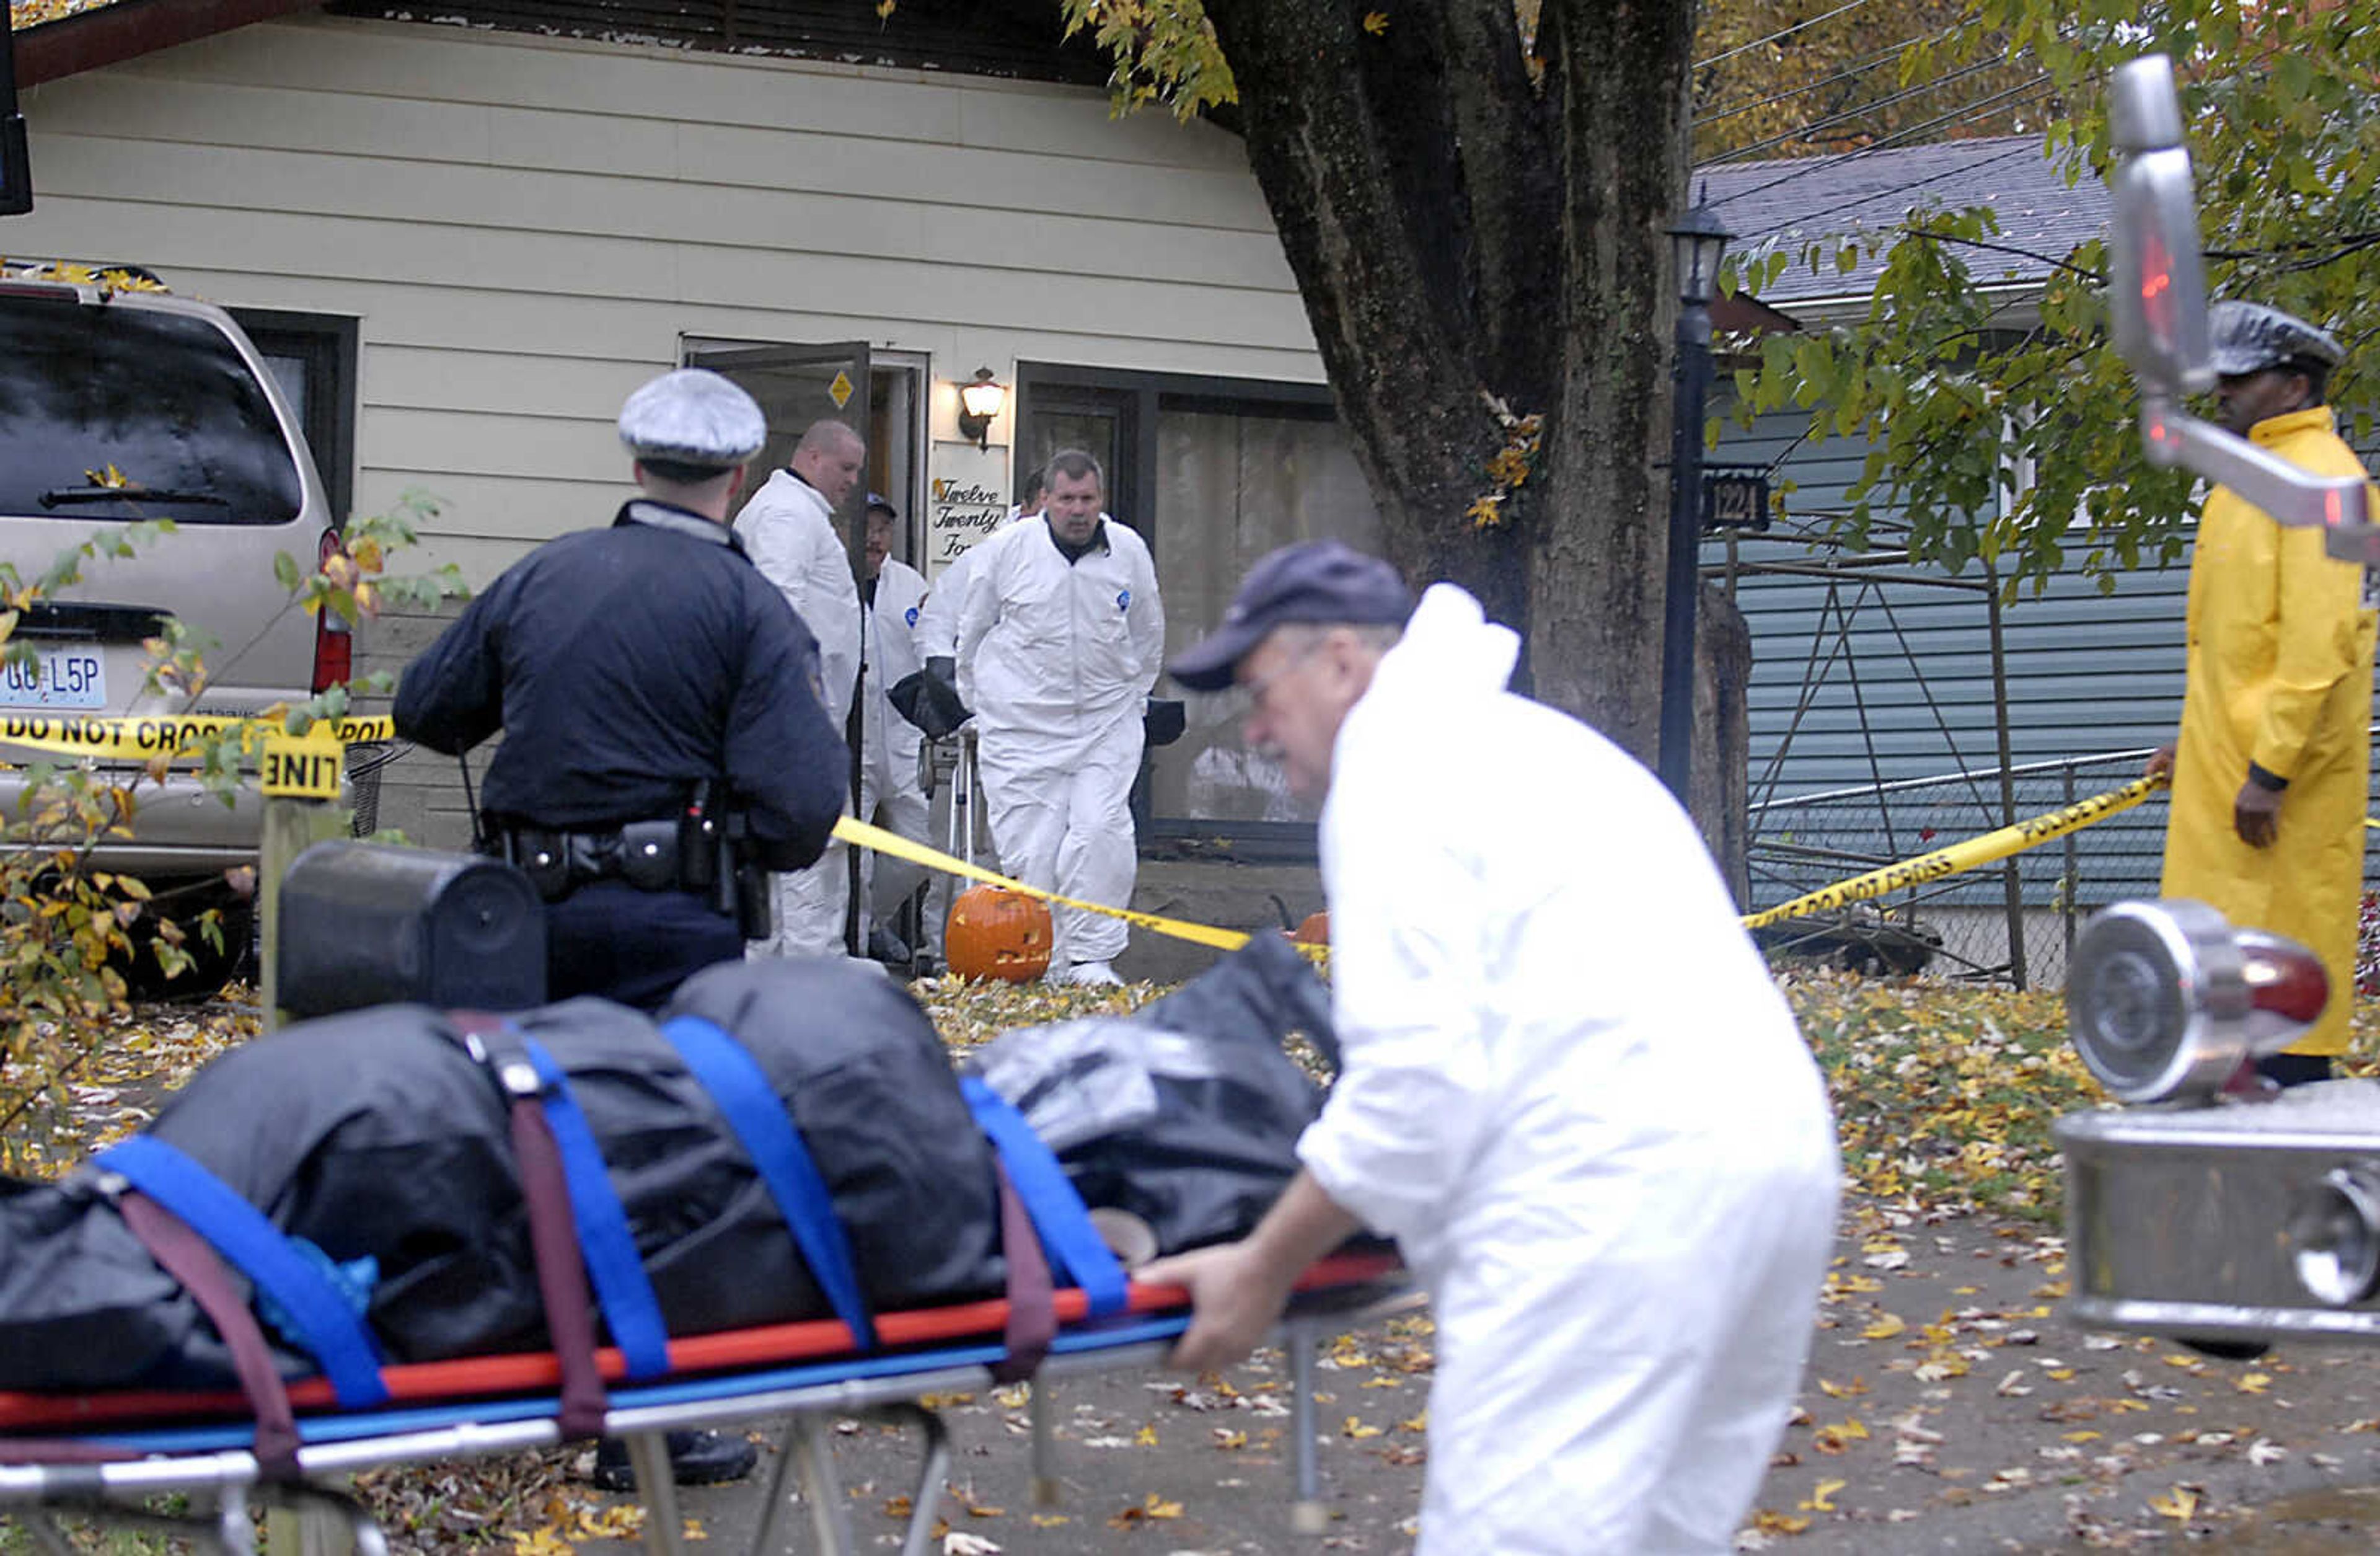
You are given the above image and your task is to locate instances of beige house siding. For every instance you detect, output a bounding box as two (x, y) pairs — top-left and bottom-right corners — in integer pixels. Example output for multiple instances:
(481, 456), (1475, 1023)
(9, 15), (1325, 853)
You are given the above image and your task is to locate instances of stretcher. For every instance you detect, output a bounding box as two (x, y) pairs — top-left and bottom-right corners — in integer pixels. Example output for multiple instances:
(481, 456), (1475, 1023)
(0, 1251), (1413, 1556)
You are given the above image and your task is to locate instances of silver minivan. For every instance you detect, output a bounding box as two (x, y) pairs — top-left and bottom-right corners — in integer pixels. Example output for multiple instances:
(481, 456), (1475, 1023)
(1, 264), (342, 963)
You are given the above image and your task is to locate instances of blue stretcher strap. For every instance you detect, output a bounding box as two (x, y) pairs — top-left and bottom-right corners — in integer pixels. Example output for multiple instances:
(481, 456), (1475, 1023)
(97, 1134), (391, 1408)
(520, 1039), (672, 1380)
(959, 1075), (1129, 1317)
(659, 1016), (878, 1350)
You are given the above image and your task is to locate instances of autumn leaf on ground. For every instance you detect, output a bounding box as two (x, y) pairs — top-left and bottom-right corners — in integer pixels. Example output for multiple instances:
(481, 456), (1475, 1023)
(1799, 1479), (1846, 1514)
(2147, 1485), (2199, 1521)
(1362, 11), (1388, 34)
(1861, 1313), (1905, 1341)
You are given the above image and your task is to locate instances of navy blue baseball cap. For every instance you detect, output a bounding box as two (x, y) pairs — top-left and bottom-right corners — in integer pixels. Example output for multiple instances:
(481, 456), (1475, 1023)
(1170, 540), (1414, 692)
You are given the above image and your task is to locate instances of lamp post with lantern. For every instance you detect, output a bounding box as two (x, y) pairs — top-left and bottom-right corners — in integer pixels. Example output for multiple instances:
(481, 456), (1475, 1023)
(1657, 194), (1732, 803)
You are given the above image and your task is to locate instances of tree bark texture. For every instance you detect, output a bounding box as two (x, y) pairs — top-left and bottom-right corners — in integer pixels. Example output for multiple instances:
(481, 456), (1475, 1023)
(1199, 0), (1695, 763)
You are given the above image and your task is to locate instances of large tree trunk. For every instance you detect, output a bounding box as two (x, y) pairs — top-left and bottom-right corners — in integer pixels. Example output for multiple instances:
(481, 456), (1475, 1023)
(1199, 0), (1693, 763)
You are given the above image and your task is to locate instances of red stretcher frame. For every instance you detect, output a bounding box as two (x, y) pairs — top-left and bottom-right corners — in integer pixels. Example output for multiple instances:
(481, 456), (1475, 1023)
(0, 1254), (1415, 1556)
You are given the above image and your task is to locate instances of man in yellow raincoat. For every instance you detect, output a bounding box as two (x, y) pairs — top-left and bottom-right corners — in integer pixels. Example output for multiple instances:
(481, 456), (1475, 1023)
(2148, 301), (2376, 1082)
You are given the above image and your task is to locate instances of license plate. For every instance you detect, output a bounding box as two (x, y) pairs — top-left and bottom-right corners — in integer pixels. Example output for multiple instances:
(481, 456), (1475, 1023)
(0, 646), (108, 709)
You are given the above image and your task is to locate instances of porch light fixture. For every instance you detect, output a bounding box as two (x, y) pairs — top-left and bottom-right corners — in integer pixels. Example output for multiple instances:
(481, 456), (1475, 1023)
(956, 368), (1006, 450)
(1668, 192), (1732, 310)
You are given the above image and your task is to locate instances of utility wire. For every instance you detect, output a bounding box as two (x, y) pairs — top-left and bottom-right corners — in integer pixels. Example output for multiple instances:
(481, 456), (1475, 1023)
(1707, 47), (2035, 164)
(1707, 74), (2056, 215)
(1695, 0), (1886, 71)
(1695, 19), (1962, 127)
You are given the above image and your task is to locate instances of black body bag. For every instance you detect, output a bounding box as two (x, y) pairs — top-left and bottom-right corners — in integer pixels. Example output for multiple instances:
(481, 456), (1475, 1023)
(0, 959), (1002, 1392)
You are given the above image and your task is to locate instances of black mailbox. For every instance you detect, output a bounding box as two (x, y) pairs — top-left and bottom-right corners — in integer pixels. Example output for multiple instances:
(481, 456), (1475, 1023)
(278, 842), (545, 1018)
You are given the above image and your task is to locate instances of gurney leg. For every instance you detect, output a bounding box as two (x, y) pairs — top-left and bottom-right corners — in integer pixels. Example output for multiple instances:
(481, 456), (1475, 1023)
(1287, 1317), (1329, 1536)
(790, 1417), (857, 1555)
(1028, 1381), (1061, 1507)
(877, 1404), (949, 1556)
(622, 1434), (685, 1556)
(746, 1416), (808, 1556)
(219, 1485), (258, 1556)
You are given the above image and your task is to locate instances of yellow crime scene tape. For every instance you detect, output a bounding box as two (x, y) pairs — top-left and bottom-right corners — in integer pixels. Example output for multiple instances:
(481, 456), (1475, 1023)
(1739, 774), (2168, 930)
(1, 712), (2185, 951)
(0, 712), (397, 800)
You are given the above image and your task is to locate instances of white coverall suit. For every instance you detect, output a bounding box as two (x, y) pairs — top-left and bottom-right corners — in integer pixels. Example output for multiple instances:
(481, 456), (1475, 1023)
(733, 468), (863, 960)
(953, 516), (1163, 971)
(1303, 585), (1840, 1555)
(861, 555), (937, 955)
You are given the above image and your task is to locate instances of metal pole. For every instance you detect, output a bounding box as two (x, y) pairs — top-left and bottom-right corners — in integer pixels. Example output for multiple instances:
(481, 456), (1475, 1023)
(1659, 295), (1714, 802)
(1983, 564), (2027, 990)
(2063, 761), (2079, 973)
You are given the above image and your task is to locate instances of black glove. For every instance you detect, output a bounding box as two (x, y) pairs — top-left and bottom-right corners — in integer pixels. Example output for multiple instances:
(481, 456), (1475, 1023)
(891, 665), (969, 741)
(1144, 697), (1187, 748)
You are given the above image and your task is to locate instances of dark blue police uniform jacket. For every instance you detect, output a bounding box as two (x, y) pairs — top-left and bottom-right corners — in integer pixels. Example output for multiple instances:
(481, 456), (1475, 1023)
(395, 500), (848, 1006)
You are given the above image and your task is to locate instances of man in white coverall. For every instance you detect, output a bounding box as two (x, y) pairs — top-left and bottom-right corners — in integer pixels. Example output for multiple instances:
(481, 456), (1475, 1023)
(953, 449), (1163, 986)
(857, 494), (938, 960)
(1142, 541), (1840, 1555)
(735, 419), (865, 958)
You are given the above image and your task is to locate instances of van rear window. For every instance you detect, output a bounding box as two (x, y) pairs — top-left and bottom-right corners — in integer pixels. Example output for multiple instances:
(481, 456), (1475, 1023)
(0, 296), (304, 525)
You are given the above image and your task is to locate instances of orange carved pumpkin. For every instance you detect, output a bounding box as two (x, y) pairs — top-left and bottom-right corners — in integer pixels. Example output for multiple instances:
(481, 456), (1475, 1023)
(946, 886), (1054, 983)
(1293, 909), (1330, 947)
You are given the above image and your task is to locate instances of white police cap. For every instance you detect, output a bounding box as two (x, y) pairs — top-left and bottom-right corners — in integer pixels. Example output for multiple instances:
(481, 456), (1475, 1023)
(618, 369), (767, 469)
(2208, 300), (2345, 378)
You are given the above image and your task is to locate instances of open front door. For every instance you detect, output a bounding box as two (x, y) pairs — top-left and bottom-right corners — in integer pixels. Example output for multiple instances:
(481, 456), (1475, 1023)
(684, 338), (873, 953)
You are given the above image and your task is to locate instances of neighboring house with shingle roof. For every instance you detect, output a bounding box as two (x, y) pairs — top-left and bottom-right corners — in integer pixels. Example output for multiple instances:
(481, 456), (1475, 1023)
(1703, 134), (2110, 315)
(1690, 136), (2376, 984)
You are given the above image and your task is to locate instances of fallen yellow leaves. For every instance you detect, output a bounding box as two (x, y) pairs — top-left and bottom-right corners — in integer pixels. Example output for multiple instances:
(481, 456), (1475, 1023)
(511, 1492), (646, 1552)
(1860, 1313), (1906, 1341)
(1107, 1493), (1184, 1528)
(1811, 1418), (1868, 1454)
(1799, 1478), (1846, 1514)
(2146, 1485), (2200, 1522)
(1342, 1415), (1383, 1439)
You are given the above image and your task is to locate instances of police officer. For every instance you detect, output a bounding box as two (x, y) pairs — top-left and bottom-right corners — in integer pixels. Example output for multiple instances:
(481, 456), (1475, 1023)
(395, 368), (848, 1011)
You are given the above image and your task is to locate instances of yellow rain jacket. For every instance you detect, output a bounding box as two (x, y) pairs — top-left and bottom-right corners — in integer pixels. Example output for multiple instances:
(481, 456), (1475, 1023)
(2161, 405), (2378, 1056)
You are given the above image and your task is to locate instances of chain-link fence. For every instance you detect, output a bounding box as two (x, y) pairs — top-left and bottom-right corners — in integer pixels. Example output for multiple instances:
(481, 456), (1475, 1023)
(1746, 749), (2171, 989)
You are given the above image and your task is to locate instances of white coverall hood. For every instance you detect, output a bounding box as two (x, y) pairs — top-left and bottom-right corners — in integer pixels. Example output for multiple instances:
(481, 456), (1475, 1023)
(1301, 582), (1839, 1555)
